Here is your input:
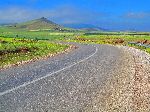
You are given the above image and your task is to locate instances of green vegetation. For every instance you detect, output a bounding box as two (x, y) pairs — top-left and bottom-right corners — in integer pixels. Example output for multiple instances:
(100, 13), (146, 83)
(0, 37), (69, 68)
(146, 48), (150, 53)
(72, 33), (150, 53)
(0, 30), (75, 41)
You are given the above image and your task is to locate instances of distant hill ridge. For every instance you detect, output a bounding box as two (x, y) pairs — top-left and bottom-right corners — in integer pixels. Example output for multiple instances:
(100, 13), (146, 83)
(3, 17), (109, 31)
(63, 23), (108, 31)
(12, 17), (63, 30)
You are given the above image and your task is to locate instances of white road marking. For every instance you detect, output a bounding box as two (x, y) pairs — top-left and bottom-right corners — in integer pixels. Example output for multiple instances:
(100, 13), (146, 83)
(0, 46), (98, 96)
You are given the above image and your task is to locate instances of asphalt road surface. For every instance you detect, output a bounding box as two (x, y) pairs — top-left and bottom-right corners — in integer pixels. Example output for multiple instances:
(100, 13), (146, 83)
(0, 43), (126, 112)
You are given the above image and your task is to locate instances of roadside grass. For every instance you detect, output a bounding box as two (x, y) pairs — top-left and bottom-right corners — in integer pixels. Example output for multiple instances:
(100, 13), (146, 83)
(146, 48), (150, 53)
(71, 34), (150, 54)
(0, 37), (69, 69)
(75, 35), (150, 42)
(128, 44), (150, 54)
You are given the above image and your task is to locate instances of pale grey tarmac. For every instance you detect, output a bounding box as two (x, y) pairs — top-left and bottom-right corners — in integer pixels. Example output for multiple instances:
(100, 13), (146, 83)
(0, 43), (125, 112)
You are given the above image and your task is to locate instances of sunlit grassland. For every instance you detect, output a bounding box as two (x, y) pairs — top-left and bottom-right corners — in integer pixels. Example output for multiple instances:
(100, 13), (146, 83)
(0, 31), (75, 41)
(72, 34), (150, 53)
(77, 35), (150, 42)
(0, 37), (69, 68)
(0, 27), (77, 68)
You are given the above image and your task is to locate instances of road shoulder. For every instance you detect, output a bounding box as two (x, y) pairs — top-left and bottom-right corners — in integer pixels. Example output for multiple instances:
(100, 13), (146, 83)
(85, 46), (150, 112)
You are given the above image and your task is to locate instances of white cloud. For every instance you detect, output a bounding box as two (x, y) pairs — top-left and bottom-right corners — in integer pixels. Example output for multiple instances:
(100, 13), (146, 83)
(0, 6), (105, 24)
(0, 7), (34, 23)
(123, 12), (150, 19)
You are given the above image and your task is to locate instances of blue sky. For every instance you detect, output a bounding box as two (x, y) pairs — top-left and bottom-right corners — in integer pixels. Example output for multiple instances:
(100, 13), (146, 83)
(0, 0), (150, 31)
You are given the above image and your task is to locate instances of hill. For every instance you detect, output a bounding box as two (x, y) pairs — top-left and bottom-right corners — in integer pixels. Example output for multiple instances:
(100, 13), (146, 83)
(10, 17), (63, 31)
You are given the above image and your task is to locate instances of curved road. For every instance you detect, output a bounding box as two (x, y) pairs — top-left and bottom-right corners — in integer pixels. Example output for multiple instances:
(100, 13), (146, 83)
(0, 43), (126, 112)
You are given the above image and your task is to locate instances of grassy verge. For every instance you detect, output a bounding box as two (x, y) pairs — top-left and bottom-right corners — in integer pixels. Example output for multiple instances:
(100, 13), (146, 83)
(0, 37), (69, 69)
(70, 34), (150, 54)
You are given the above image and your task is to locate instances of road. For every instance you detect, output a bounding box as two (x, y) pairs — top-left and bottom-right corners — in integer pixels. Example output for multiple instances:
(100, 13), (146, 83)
(0, 43), (127, 112)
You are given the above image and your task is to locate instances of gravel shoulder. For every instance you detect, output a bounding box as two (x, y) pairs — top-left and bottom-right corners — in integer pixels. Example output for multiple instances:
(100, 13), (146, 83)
(85, 46), (150, 112)
(118, 46), (150, 112)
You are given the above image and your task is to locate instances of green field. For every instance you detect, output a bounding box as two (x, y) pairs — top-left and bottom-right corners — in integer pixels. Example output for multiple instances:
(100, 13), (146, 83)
(72, 33), (150, 53)
(0, 27), (76, 41)
(75, 34), (150, 43)
(0, 37), (69, 68)
(0, 27), (78, 68)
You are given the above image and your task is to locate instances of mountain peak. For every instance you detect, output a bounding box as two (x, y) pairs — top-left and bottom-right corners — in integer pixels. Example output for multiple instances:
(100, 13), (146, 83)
(39, 17), (47, 20)
(37, 17), (50, 22)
